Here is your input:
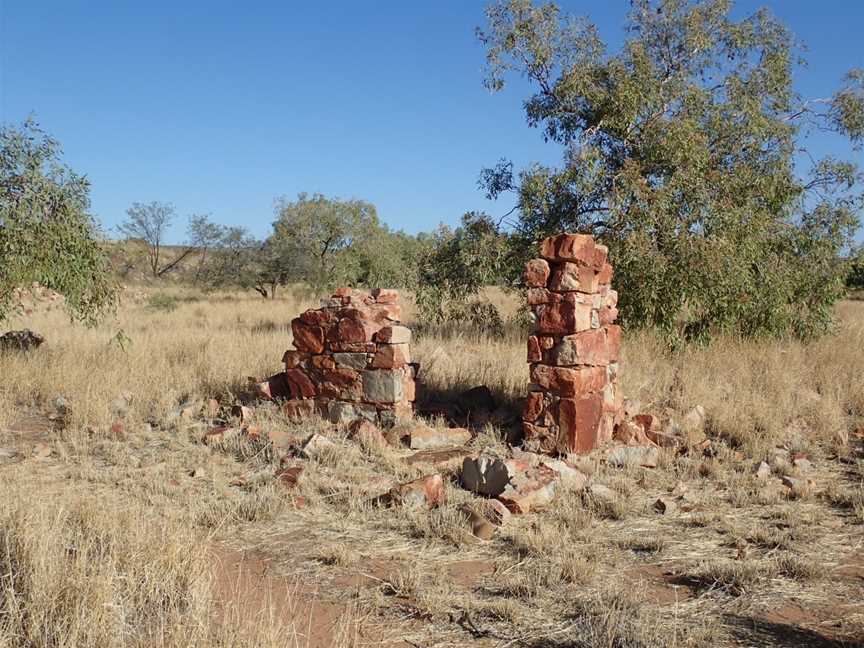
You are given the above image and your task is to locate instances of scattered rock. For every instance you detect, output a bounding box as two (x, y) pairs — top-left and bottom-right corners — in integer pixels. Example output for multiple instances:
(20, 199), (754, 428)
(0, 329), (44, 352)
(275, 465), (303, 489)
(586, 482), (616, 504)
(607, 445), (660, 468)
(541, 458), (588, 490)
(388, 474), (445, 509)
(349, 419), (388, 449)
(461, 455), (516, 497)
(404, 446), (474, 471)
(409, 425), (472, 450)
(755, 461), (772, 481)
(484, 498), (512, 526)
(0, 447), (18, 461)
(300, 433), (338, 459)
(497, 465), (557, 514)
(31, 442), (52, 460)
(653, 497), (675, 514)
(230, 404), (253, 422)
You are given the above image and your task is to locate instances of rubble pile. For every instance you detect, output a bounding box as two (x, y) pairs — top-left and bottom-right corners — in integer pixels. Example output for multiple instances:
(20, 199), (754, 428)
(522, 233), (622, 455)
(258, 288), (418, 428)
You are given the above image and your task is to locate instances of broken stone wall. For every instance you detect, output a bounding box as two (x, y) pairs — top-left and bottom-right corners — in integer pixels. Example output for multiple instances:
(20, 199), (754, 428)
(522, 234), (621, 454)
(264, 288), (417, 427)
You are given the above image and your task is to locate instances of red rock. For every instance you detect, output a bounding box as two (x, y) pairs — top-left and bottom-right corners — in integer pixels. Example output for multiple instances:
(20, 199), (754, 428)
(285, 368), (316, 399)
(299, 308), (336, 326)
(291, 320), (325, 353)
(598, 307), (619, 325)
(604, 325), (621, 361)
(336, 317), (380, 344)
(522, 422), (558, 455)
(276, 465), (303, 489)
(349, 419), (388, 448)
(540, 233), (595, 264)
(409, 425), (472, 450)
(403, 375), (417, 402)
(282, 399), (316, 420)
(110, 421), (124, 436)
(375, 325), (411, 344)
(592, 244), (608, 268)
(548, 263), (600, 293)
(523, 258), (551, 288)
(558, 394), (604, 454)
(530, 364), (607, 397)
(527, 288), (559, 305)
(523, 391), (545, 422)
(320, 366), (359, 386)
(497, 465), (557, 514)
(311, 355), (335, 371)
(282, 350), (309, 369)
(634, 413), (661, 433)
(230, 405), (253, 422)
(372, 288), (399, 303)
(256, 373), (291, 400)
(527, 336), (542, 362)
(596, 263), (613, 285)
(534, 302), (592, 335)
(548, 329), (609, 366)
(389, 474), (445, 509)
(371, 343), (411, 369)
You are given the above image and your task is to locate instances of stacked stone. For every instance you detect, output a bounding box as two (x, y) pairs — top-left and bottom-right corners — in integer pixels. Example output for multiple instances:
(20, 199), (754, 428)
(277, 288), (417, 427)
(522, 234), (622, 455)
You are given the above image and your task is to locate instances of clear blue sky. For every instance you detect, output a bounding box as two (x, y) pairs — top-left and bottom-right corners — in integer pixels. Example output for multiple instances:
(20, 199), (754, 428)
(1, 1), (862, 243)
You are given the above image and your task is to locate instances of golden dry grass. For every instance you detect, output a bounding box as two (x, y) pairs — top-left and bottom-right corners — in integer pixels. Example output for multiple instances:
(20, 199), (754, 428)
(2, 286), (864, 647)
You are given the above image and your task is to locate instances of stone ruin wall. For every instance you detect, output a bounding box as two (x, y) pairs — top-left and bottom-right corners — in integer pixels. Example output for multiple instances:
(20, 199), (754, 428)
(262, 287), (418, 428)
(521, 233), (622, 455)
(261, 232), (621, 458)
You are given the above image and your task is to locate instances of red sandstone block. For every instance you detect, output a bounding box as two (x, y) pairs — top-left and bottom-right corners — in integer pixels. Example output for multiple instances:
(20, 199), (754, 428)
(403, 375), (416, 402)
(299, 308), (336, 326)
(372, 288), (399, 303)
(282, 399), (316, 421)
(604, 325), (622, 361)
(523, 258), (551, 288)
(558, 393), (604, 454)
(597, 263), (613, 285)
(598, 307), (618, 326)
(521, 422), (558, 455)
(329, 341), (378, 353)
(282, 350), (309, 369)
(311, 354), (335, 371)
(285, 368), (316, 399)
(548, 263), (600, 293)
(548, 329), (609, 366)
(527, 336), (542, 362)
(256, 372), (291, 400)
(375, 325), (411, 344)
(535, 302), (593, 335)
(529, 364), (607, 397)
(291, 319), (325, 353)
(318, 382), (340, 399)
(527, 288), (555, 305)
(322, 366), (360, 386)
(371, 343), (411, 369)
(523, 391), (544, 422)
(337, 316), (380, 343)
(540, 233), (595, 264)
(592, 244), (608, 268)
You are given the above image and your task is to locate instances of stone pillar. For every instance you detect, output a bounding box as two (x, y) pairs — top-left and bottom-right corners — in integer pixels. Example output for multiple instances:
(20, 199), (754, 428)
(273, 288), (417, 427)
(522, 234), (621, 455)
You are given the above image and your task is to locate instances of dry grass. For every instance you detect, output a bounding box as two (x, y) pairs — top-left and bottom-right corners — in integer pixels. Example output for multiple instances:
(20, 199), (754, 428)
(2, 286), (864, 646)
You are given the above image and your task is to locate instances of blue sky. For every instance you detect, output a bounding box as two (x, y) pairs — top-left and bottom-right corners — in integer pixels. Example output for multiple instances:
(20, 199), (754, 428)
(1, 1), (862, 243)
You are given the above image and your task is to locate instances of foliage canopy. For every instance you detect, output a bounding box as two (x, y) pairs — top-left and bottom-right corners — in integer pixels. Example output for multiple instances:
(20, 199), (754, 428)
(0, 119), (117, 325)
(478, 0), (864, 341)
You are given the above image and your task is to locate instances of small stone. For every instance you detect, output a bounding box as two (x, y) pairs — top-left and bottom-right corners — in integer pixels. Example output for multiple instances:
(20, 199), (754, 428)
(587, 482), (616, 503)
(230, 405), (253, 422)
(349, 419), (388, 449)
(461, 455), (513, 497)
(389, 474), (445, 509)
(0, 447), (18, 460)
(497, 466), (557, 514)
(755, 461), (772, 481)
(275, 465), (303, 489)
(653, 497), (675, 514)
(409, 425), (472, 450)
(31, 442), (52, 459)
(541, 458), (588, 490)
(300, 433), (338, 459)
